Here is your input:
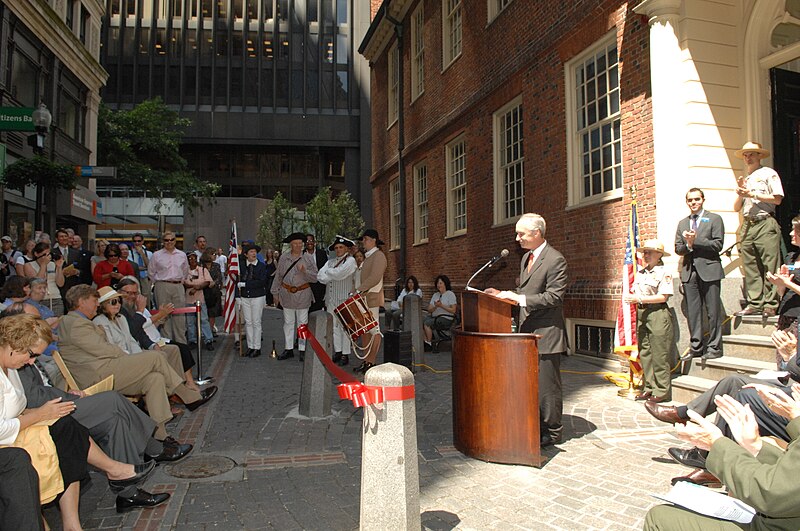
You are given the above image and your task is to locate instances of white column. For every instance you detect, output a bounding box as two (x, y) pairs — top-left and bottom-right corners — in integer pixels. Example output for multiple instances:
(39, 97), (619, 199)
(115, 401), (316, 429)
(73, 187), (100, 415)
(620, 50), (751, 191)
(634, 0), (686, 263)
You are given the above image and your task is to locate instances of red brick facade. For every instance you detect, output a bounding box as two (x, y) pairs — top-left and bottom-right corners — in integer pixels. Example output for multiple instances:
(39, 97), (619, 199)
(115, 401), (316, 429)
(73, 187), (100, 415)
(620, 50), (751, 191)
(364, 0), (654, 324)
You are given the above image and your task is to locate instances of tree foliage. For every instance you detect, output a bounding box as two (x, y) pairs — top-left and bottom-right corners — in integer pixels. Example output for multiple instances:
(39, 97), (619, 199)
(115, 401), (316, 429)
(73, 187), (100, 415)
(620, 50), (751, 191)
(304, 187), (365, 247)
(97, 98), (220, 211)
(257, 192), (298, 252)
(334, 190), (365, 242)
(1, 156), (77, 191)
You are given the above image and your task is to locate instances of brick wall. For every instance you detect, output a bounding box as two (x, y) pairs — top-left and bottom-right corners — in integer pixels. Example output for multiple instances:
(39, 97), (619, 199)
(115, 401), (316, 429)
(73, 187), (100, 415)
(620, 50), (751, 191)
(367, 0), (654, 322)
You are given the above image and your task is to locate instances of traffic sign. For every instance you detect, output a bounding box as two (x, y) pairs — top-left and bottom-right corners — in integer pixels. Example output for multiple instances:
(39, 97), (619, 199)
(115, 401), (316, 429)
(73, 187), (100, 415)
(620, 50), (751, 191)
(74, 166), (117, 177)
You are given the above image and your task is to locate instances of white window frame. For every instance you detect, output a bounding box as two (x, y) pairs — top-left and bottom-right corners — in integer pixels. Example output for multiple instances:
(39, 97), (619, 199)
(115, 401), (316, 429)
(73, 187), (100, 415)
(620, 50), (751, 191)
(387, 42), (399, 127)
(565, 31), (623, 208)
(493, 96), (524, 225)
(413, 162), (429, 244)
(390, 178), (401, 250)
(410, 4), (425, 102)
(446, 135), (467, 237)
(487, 0), (513, 22)
(442, 0), (462, 70)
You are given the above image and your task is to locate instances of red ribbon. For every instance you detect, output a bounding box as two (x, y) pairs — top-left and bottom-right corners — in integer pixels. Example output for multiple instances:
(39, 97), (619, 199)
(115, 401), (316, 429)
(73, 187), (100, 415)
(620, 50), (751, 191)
(297, 324), (415, 408)
(171, 306), (198, 314)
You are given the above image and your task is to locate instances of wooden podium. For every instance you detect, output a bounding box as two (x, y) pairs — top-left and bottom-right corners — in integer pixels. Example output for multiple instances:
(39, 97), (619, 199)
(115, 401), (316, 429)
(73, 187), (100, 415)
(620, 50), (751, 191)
(452, 289), (546, 467)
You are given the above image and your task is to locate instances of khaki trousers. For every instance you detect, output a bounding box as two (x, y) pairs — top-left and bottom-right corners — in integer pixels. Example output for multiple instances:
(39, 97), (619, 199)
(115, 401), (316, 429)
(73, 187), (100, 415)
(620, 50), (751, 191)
(154, 281), (187, 342)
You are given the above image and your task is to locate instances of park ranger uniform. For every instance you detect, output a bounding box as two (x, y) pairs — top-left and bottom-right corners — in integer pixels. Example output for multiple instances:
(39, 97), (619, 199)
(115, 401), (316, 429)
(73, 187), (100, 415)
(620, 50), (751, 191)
(633, 264), (674, 401)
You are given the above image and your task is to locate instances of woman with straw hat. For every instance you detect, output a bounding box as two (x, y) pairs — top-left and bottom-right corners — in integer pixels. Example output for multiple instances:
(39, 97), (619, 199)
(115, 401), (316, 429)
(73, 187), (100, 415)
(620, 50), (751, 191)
(624, 239), (674, 403)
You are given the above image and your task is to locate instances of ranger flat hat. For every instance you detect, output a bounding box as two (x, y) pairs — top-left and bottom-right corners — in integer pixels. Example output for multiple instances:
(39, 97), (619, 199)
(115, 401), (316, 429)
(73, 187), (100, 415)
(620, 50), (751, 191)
(636, 239), (670, 257)
(734, 141), (770, 159)
(328, 235), (355, 251)
(283, 232), (306, 244)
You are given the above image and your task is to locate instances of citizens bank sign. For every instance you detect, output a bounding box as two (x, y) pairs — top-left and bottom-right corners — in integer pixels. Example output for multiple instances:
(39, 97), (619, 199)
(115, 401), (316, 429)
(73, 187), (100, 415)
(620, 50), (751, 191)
(0, 108), (35, 132)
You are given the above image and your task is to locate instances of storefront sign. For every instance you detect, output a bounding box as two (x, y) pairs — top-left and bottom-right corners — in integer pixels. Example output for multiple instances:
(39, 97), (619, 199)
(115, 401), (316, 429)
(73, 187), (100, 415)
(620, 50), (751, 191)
(0, 108), (35, 132)
(56, 184), (102, 223)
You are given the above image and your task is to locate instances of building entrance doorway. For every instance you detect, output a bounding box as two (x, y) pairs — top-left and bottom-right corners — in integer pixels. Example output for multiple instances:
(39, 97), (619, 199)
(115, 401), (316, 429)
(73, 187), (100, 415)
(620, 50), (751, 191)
(771, 67), (800, 248)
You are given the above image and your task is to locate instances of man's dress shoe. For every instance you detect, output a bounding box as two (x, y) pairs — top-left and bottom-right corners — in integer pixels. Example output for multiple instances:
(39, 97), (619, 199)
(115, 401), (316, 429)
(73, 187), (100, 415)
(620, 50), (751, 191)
(671, 468), (721, 489)
(644, 401), (687, 424)
(299, 351), (305, 362)
(332, 352), (343, 364)
(668, 447), (707, 469)
(277, 349), (294, 360)
(147, 442), (193, 463)
(763, 307), (777, 317)
(634, 391), (652, 401)
(540, 433), (562, 448)
(337, 354), (349, 366)
(250, 349), (262, 358)
(116, 488), (171, 513)
(108, 461), (156, 490)
(185, 386), (218, 412)
(647, 395), (670, 403)
(702, 351), (723, 360)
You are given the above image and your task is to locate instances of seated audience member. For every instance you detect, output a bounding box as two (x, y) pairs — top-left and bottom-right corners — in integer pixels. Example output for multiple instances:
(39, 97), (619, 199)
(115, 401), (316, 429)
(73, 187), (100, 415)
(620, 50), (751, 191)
(0, 447), (43, 530)
(386, 276), (422, 330)
(643, 388), (800, 530)
(1, 275), (31, 308)
(23, 241), (65, 317)
(57, 285), (216, 439)
(0, 314), (171, 525)
(184, 253), (214, 350)
(423, 275), (457, 349)
(115, 278), (199, 390)
(25, 278), (59, 329)
(93, 242), (134, 289)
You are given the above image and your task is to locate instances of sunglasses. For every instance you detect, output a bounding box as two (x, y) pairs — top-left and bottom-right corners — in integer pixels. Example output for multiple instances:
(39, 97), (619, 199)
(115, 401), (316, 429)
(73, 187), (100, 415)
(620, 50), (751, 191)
(133, 240), (143, 243)
(163, 238), (176, 242)
(107, 254), (119, 258)
(120, 290), (138, 295)
(106, 299), (121, 306)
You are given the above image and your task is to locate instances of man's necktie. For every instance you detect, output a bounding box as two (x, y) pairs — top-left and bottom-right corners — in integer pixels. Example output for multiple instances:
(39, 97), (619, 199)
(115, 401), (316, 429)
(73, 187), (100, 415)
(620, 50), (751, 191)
(690, 215), (698, 231)
(34, 360), (53, 386)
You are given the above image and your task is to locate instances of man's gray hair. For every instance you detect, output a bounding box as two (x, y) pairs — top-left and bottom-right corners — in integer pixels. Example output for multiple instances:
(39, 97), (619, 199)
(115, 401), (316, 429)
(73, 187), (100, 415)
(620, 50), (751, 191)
(518, 213), (546, 237)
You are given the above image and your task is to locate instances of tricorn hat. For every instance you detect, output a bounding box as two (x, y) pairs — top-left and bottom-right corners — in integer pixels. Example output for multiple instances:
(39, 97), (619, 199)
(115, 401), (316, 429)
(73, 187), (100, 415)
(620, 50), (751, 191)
(283, 232), (307, 244)
(734, 141), (770, 159)
(636, 239), (670, 257)
(357, 229), (384, 246)
(328, 235), (355, 251)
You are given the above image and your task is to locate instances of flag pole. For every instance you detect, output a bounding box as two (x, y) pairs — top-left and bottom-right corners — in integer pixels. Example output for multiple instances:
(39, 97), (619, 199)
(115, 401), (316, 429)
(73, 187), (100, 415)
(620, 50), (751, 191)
(618, 184), (640, 400)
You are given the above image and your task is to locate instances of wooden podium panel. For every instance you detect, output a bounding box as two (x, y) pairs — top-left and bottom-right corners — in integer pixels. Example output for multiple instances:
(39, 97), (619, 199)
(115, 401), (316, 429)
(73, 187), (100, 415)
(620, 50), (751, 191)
(452, 330), (546, 467)
(460, 290), (517, 333)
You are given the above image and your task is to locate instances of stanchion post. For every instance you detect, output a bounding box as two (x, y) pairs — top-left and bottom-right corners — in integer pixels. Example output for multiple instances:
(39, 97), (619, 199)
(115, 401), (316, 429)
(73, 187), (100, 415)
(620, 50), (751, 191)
(299, 311), (333, 417)
(195, 300), (213, 384)
(359, 363), (420, 530)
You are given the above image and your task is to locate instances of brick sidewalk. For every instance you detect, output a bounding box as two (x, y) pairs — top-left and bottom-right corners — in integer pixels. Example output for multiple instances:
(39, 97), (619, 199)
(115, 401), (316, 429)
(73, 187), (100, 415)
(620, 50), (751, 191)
(48, 308), (687, 530)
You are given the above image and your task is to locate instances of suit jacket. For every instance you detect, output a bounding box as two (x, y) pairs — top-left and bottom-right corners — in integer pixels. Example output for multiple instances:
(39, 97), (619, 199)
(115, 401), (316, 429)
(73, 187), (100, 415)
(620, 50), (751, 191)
(58, 311), (132, 388)
(59, 247), (84, 297)
(674, 211), (725, 283)
(517, 244), (568, 355)
(706, 416), (800, 530)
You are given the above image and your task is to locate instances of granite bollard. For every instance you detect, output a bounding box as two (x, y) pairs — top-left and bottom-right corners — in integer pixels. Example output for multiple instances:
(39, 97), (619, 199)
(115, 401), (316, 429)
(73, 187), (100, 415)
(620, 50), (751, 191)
(402, 293), (424, 370)
(360, 363), (420, 530)
(299, 310), (333, 417)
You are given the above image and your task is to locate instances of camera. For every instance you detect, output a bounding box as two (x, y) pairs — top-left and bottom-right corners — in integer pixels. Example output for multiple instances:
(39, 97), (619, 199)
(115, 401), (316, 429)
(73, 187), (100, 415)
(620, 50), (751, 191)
(50, 248), (62, 261)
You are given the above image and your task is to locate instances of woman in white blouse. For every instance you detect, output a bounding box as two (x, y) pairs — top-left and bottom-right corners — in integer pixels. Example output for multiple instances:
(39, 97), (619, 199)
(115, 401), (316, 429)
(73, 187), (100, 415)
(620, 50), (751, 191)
(385, 276), (423, 330)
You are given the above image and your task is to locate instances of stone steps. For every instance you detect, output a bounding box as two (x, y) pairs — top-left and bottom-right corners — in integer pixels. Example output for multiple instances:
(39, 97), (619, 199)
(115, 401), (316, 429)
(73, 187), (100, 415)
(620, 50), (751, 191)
(672, 375), (718, 404)
(730, 314), (778, 336)
(720, 334), (777, 361)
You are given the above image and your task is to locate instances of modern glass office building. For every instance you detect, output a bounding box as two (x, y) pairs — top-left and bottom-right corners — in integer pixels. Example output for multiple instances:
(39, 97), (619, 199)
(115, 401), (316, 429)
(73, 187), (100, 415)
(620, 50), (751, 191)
(98, 0), (372, 240)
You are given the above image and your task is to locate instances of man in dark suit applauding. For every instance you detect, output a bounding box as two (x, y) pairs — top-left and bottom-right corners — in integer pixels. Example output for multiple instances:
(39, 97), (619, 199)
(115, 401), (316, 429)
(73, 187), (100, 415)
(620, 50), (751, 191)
(486, 213), (568, 447)
(674, 188), (725, 361)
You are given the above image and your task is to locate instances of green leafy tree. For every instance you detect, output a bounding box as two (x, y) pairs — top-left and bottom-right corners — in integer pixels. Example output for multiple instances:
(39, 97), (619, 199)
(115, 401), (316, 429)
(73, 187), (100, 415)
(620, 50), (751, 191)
(97, 98), (220, 211)
(257, 191), (297, 252)
(334, 190), (365, 242)
(304, 187), (339, 247)
(1, 156), (77, 191)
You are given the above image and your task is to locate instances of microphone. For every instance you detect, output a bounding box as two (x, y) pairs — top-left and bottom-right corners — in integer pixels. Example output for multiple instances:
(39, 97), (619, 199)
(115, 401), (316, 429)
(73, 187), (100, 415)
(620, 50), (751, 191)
(466, 249), (509, 289)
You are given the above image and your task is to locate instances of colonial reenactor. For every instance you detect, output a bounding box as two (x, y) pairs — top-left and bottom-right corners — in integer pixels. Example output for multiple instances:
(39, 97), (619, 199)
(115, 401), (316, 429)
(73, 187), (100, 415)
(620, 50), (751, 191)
(624, 239), (674, 403)
(317, 236), (357, 366)
(271, 232), (319, 361)
(353, 229), (387, 374)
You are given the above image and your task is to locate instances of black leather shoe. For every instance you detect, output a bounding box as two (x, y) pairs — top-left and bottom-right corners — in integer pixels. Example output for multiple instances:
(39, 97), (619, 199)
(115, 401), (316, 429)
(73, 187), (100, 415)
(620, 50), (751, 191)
(354, 361), (374, 374)
(187, 342), (198, 350)
(668, 447), (707, 469)
(332, 352), (343, 364)
(245, 348), (254, 357)
(204, 342), (214, 351)
(116, 488), (171, 513)
(250, 349), (262, 358)
(277, 349), (294, 360)
(337, 354), (349, 366)
(702, 351), (723, 360)
(185, 385), (218, 412)
(540, 432), (562, 448)
(108, 461), (156, 490)
(147, 442), (193, 463)
(299, 351), (305, 362)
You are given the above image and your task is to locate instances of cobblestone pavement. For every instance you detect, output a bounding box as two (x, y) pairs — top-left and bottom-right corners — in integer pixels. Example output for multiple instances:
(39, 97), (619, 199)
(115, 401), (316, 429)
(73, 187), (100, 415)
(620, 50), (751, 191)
(47, 308), (690, 530)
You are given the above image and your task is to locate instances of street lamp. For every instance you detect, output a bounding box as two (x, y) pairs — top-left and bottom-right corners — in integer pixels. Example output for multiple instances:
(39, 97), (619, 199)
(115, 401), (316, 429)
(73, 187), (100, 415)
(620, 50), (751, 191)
(30, 103), (52, 231)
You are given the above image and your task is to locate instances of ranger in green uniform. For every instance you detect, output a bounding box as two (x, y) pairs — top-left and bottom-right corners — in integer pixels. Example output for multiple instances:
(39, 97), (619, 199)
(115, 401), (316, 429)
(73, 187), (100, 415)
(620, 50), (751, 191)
(625, 239), (674, 402)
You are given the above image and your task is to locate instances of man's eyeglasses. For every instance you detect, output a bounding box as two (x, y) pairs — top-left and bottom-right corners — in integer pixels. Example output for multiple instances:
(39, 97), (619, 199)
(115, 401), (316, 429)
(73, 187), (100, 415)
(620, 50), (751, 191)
(133, 240), (143, 244)
(163, 238), (176, 242)
(120, 290), (138, 296)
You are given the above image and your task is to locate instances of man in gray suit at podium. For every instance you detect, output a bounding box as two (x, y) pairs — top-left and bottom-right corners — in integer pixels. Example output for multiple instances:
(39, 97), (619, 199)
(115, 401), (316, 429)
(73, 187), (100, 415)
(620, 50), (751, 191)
(486, 213), (568, 447)
(674, 188), (725, 361)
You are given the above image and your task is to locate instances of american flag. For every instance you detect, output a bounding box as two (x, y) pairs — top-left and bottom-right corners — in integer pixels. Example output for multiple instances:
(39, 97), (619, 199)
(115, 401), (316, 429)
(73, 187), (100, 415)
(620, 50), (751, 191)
(614, 199), (643, 375)
(223, 221), (239, 333)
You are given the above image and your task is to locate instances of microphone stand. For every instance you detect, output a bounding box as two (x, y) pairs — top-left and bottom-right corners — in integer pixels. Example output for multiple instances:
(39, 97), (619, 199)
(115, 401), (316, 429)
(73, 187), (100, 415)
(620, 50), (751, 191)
(466, 256), (501, 290)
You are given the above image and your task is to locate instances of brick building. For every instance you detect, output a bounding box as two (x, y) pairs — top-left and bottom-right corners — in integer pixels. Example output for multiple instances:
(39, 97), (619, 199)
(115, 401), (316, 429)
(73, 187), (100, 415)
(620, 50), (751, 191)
(360, 0), (800, 359)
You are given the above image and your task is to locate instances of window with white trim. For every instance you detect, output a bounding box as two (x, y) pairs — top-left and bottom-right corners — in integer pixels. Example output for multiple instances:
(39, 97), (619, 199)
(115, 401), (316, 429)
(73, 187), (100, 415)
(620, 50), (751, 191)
(390, 178), (401, 249)
(388, 43), (399, 126)
(493, 97), (524, 223)
(413, 163), (428, 243)
(488, 0), (513, 21)
(442, 0), (462, 68)
(567, 36), (622, 204)
(410, 4), (424, 101)
(446, 136), (467, 236)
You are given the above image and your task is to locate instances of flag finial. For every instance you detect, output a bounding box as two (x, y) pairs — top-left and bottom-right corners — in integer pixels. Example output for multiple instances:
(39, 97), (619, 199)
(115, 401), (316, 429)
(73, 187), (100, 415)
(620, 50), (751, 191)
(629, 184), (637, 201)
